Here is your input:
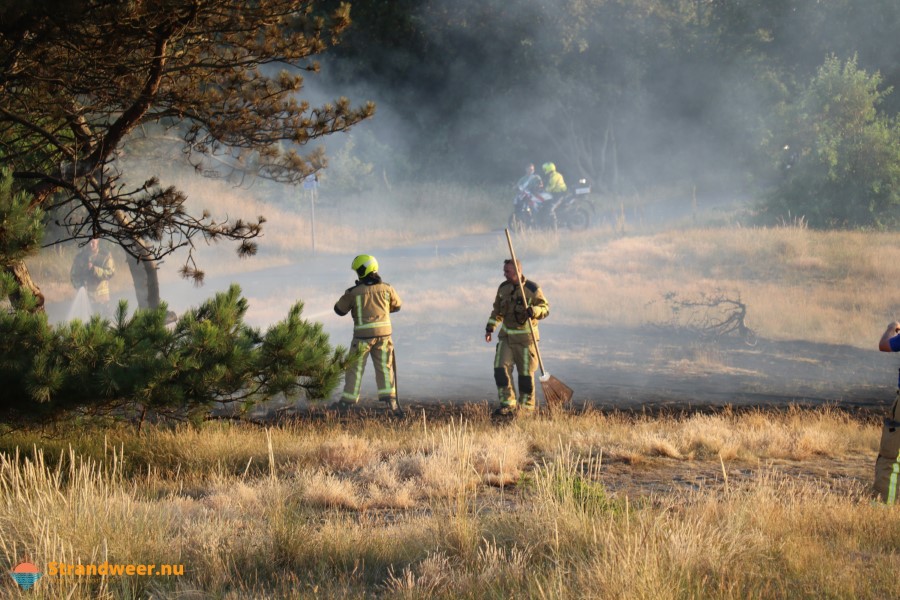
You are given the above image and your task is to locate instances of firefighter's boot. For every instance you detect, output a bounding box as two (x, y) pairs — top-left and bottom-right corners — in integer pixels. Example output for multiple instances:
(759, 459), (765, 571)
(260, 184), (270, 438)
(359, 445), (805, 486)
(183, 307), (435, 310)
(493, 390), (517, 417)
(519, 397), (536, 416)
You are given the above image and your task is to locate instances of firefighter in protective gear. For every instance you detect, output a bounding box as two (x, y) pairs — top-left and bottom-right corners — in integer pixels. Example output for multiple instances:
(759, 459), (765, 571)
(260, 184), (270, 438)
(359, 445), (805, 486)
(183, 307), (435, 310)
(484, 258), (550, 415)
(333, 254), (403, 413)
(542, 162), (567, 194)
(876, 321), (900, 503)
(70, 237), (116, 315)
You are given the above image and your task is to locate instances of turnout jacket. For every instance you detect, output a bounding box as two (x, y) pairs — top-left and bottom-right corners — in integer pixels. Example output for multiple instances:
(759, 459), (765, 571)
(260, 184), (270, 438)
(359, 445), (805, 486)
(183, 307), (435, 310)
(485, 278), (549, 342)
(70, 248), (115, 300)
(334, 275), (402, 339)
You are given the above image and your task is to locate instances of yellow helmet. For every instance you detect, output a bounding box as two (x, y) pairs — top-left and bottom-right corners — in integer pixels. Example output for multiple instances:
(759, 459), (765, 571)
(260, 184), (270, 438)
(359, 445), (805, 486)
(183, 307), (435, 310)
(542, 162), (556, 174)
(351, 254), (378, 278)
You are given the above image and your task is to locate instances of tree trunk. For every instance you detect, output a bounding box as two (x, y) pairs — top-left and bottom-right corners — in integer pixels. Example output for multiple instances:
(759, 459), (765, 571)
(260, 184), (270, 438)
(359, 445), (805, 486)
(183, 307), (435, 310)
(112, 206), (161, 309)
(127, 254), (160, 310)
(5, 260), (46, 311)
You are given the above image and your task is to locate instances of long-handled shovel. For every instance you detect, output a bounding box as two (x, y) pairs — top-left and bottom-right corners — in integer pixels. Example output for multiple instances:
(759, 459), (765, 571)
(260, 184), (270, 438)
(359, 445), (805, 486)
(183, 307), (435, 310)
(504, 228), (574, 411)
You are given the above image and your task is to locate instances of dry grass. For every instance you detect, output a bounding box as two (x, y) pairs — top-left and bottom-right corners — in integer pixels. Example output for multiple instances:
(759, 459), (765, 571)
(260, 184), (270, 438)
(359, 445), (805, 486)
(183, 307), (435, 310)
(1, 408), (896, 598)
(420, 224), (900, 350)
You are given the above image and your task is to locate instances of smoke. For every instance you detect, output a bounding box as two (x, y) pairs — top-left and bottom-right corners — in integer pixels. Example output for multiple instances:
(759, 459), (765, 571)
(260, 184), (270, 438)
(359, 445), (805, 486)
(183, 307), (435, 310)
(307, 0), (900, 217)
(41, 222), (889, 412)
(314, 1), (747, 192)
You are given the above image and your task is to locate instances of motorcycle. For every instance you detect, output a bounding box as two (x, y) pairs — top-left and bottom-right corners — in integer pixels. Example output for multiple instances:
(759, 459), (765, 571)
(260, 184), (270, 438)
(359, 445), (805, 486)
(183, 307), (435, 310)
(508, 178), (595, 232)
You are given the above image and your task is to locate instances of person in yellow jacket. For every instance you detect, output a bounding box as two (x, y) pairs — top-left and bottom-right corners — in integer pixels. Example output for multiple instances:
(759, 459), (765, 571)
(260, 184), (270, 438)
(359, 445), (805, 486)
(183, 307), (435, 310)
(333, 254), (403, 414)
(69, 237), (116, 316)
(542, 162), (567, 195)
(484, 258), (550, 416)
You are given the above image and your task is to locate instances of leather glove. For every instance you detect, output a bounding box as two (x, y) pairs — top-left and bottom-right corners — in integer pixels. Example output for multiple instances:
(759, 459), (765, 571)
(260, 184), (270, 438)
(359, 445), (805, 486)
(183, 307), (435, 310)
(525, 306), (536, 319)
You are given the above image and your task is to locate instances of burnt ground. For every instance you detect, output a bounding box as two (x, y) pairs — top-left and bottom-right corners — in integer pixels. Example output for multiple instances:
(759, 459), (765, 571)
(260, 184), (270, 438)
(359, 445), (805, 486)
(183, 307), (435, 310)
(381, 322), (896, 417)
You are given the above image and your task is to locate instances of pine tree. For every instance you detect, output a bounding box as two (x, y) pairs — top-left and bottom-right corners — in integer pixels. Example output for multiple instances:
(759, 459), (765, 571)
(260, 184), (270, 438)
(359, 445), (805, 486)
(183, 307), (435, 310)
(0, 168), (347, 427)
(0, 168), (43, 309)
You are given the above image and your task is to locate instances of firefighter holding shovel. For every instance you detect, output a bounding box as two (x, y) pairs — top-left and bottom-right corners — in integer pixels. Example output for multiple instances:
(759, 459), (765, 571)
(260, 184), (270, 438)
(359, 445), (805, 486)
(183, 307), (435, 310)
(485, 257), (550, 417)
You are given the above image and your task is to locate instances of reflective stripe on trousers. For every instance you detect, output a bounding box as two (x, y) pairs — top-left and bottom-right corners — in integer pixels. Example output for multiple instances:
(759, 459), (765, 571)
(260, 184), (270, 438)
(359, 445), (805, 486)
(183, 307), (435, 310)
(342, 337), (395, 402)
(889, 448), (900, 504)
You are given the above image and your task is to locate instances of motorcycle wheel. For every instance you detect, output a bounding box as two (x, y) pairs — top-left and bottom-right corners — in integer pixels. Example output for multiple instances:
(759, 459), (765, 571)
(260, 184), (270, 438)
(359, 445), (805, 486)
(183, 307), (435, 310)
(508, 212), (527, 234)
(563, 204), (592, 230)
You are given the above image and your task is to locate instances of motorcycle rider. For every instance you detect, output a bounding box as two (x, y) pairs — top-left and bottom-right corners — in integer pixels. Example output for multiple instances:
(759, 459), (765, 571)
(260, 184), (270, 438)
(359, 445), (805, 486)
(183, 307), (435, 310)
(513, 163), (545, 222)
(542, 162), (567, 198)
(541, 162), (568, 226)
(516, 163), (543, 194)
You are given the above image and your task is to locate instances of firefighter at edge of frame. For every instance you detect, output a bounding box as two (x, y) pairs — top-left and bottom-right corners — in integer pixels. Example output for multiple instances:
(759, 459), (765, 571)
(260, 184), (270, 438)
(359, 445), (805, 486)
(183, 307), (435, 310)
(878, 321), (900, 353)
(874, 321), (900, 503)
(484, 258), (550, 417)
(332, 254), (404, 415)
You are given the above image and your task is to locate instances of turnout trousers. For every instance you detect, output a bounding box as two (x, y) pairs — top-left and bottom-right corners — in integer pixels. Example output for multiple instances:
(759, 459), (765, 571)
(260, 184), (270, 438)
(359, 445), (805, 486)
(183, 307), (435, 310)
(341, 336), (396, 403)
(493, 338), (538, 410)
(875, 389), (900, 503)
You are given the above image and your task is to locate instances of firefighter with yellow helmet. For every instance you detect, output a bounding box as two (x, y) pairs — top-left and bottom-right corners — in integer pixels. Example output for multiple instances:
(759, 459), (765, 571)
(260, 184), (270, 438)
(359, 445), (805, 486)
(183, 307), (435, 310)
(333, 254), (403, 414)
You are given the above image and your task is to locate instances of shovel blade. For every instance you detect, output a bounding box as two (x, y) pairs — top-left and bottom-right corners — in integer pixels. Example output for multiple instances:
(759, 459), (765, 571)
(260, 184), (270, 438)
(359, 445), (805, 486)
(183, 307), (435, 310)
(541, 374), (574, 411)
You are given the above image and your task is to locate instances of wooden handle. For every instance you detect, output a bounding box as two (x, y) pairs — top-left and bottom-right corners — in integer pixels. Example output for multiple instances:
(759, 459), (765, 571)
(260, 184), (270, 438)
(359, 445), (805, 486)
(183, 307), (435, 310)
(504, 228), (546, 376)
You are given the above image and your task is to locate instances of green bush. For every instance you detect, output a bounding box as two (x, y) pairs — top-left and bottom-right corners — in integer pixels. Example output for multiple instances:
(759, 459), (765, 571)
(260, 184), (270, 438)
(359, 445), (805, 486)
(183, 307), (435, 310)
(762, 55), (900, 229)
